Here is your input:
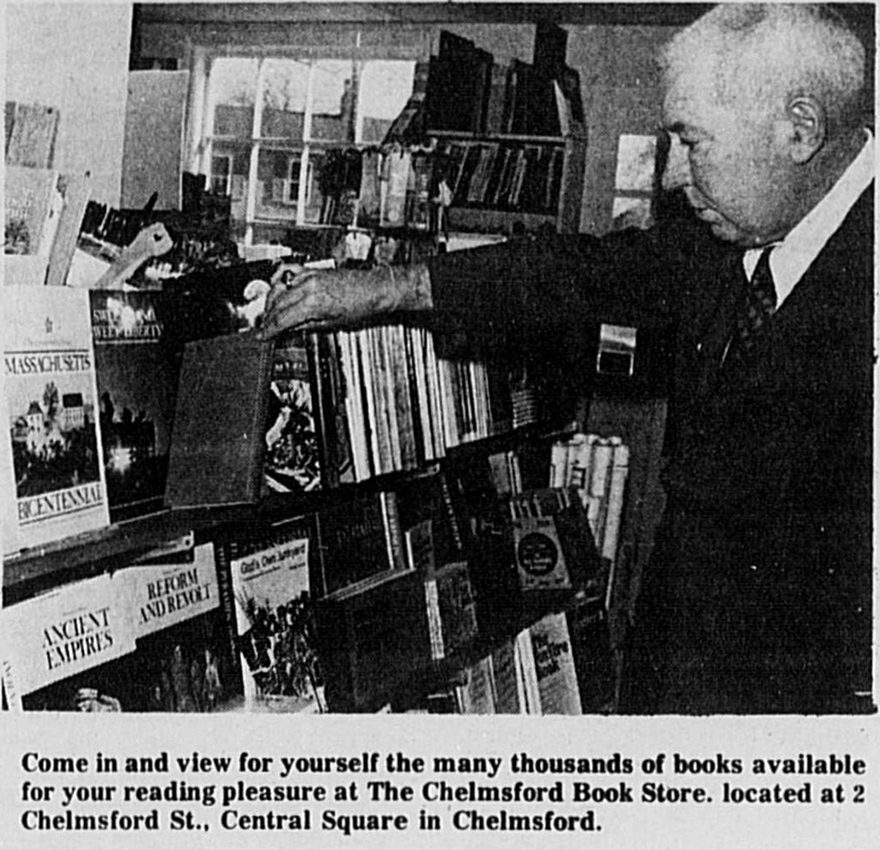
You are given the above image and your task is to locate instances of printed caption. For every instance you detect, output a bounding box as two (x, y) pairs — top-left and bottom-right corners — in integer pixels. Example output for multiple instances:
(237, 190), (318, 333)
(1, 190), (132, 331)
(15, 748), (868, 835)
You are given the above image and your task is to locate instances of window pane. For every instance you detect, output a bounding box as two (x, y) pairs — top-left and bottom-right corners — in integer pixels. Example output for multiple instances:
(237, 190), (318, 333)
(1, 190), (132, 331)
(256, 147), (301, 221)
(261, 58), (310, 140)
(358, 60), (416, 143)
(309, 60), (356, 142)
(208, 140), (251, 221)
(210, 57), (258, 137)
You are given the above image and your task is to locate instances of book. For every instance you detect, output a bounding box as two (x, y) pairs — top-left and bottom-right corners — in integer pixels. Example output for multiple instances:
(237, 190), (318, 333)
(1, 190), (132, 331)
(90, 290), (180, 521)
(458, 654), (496, 714)
(316, 569), (431, 712)
(225, 515), (324, 712)
(522, 611), (583, 715)
(509, 487), (604, 598)
(316, 489), (408, 596)
(424, 559), (478, 661)
(164, 331), (274, 508)
(1, 286), (110, 557)
(44, 170), (92, 287)
(5, 102), (60, 169)
(306, 332), (354, 489)
(263, 334), (322, 494)
(0, 572), (135, 710)
(4, 165), (61, 285)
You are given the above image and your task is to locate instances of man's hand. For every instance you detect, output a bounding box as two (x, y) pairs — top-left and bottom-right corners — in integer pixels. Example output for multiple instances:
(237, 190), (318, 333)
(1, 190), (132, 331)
(259, 262), (433, 339)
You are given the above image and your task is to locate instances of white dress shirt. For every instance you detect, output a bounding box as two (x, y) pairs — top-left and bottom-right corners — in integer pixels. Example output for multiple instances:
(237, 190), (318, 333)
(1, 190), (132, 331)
(743, 132), (875, 304)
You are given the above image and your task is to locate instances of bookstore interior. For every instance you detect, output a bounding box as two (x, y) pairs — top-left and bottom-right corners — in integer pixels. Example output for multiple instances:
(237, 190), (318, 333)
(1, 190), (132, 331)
(3, 2), (840, 715)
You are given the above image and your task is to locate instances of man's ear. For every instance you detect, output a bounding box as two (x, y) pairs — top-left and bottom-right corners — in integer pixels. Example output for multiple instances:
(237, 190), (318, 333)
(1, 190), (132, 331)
(785, 95), (826, 163)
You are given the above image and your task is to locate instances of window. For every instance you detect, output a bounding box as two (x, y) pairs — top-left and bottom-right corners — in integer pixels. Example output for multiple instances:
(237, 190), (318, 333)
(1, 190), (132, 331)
(198, 54), (417, 244)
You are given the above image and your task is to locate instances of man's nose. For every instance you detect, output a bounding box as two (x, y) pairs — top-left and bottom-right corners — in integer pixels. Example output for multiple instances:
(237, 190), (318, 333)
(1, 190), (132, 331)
(662, 136), (691, 191)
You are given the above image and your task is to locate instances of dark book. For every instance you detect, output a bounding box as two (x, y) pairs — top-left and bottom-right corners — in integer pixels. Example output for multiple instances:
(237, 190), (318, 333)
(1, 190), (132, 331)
(426, 32), (492, 133)
(317, 570), (431, 712)
(395, 465), (466, 568)
(264, 334), (322, 495)
(509, 487), (604, 598)
(316, 489), (408, 596)
(165, 331), (274, 508)
(90, 290), (180, 521)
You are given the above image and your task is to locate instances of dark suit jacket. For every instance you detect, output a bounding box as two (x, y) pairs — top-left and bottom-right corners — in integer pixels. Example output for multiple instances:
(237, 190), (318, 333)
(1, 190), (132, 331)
(427, 186), (873, 714)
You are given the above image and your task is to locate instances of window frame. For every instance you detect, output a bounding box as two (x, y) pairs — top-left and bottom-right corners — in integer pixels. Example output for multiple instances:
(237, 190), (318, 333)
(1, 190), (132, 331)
(187, 37), (425, 244)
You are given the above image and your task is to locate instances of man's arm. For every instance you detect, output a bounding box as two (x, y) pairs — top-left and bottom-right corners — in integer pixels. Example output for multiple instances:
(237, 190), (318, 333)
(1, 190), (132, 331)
(259, 228), (677, 342)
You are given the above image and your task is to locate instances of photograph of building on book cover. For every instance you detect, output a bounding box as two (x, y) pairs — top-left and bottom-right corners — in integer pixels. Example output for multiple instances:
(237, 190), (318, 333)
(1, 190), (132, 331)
(6, 355), (102, 526)
(2, 288), (109, 555)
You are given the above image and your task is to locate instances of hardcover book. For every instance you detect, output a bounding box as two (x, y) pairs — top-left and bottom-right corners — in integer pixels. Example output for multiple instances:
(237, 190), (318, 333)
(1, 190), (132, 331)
(1, 286), (110, 556)
(90, 290), (180, 520)
(164, 331), (274, 508)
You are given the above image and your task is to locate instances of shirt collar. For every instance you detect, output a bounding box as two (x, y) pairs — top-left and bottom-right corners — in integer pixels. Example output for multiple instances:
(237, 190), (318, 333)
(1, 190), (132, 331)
(743, 131), (875, 306)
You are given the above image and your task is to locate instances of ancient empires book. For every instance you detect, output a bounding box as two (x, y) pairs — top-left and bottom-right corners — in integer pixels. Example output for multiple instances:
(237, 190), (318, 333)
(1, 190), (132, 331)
(0, 572), (135, 710)
(1, 286), (109, 556)
(165, 331), (274, 508)
(90, 290), (180, 520)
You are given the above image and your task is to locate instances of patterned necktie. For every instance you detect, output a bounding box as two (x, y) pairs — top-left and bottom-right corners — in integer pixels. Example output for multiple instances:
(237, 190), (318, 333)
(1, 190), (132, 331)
(726, 247), (777, 366)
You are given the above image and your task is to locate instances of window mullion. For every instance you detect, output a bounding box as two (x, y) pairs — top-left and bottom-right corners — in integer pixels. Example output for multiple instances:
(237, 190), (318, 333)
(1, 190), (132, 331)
(296, 61), (316, 227)
(244, 58), (269, 245)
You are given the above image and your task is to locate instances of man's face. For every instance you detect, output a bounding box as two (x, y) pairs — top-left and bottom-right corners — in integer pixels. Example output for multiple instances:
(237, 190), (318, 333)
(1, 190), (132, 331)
(661, 74), (792, 248)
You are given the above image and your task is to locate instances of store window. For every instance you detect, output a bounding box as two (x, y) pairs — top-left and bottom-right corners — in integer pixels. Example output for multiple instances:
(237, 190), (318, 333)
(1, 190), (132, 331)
(199, 54), (417, 244)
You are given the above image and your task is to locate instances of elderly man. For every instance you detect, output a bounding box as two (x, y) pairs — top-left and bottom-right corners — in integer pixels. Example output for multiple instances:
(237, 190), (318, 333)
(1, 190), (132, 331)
(261, 4), (873, 714)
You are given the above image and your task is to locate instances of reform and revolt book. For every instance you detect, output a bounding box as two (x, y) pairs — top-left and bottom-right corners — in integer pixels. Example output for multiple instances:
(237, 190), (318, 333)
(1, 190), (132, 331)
(90, 290), (180, 521)
(2, 286), (109, 556)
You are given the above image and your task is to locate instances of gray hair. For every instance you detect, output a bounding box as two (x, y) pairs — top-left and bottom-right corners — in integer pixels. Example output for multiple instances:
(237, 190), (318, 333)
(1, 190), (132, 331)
(660, 4), (866, 137)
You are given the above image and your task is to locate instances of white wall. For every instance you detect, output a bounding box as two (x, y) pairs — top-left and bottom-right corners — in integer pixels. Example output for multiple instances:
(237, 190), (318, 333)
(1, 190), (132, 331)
(5, 2), (133, 205)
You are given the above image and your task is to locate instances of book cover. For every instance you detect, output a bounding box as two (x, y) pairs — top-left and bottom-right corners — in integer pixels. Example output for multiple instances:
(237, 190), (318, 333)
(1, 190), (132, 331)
(264, 334), (322, 494)
(1, 286), (109, 557)
(529, 611), (583, 715)
(226, 516), (324, 712)
(90, 290), (180, 521)
(0, 572), (135, 710)
(458, 654), (496, 714)
(4, 165), (61, 285)
(164, 331), (274, 508)
(5, 102), (59, 169)
(511, 515), (571, 591)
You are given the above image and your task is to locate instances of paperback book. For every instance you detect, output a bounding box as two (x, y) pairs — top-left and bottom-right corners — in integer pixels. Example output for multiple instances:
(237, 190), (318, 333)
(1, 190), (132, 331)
(222, 514), (324, 712)
(90, 290), (180, 520)
(2, 286), (109, 556)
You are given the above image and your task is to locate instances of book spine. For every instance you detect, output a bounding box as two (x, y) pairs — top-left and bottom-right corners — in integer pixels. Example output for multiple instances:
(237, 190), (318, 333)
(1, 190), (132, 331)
(213, 538), (245, 699)
(602, 443), (630, 610)
(381, 490), (408, 574)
